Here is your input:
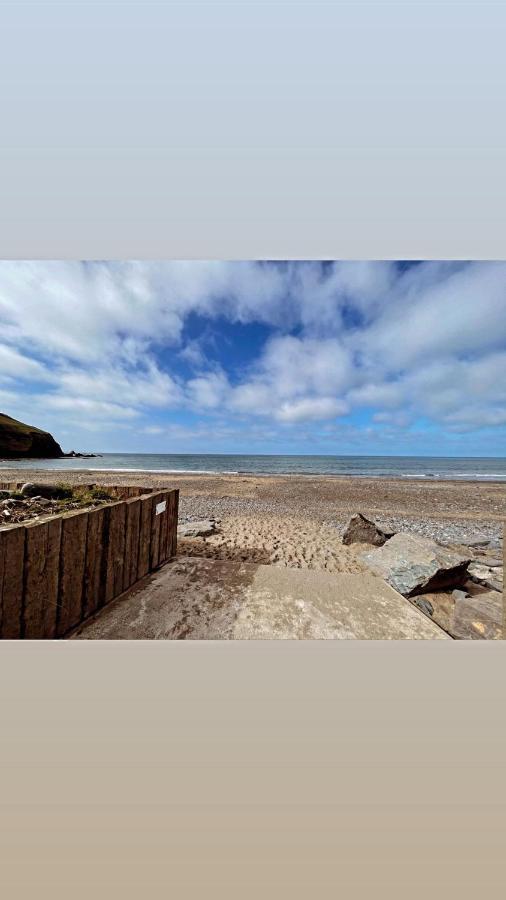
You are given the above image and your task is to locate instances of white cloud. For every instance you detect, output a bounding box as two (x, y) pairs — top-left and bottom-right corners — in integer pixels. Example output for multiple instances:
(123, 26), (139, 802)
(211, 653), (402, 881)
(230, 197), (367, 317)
(227, 335), (354, 421)
(0, 343), (51, 382)
(0, 260), (505, 440)
(276, 397), (349, 423)
(42, 395), (139, 421)
(186, 371), (229, 410)
(56, 361), (182, 409)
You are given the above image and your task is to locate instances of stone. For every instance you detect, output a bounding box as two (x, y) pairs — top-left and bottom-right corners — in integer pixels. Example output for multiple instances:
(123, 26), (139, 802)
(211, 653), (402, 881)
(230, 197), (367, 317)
(450, 592), (503, 641)
(20, 482), (70, 500)
(487, 539), (503, 551)
(342, 513), (393, 547)
(413, 597), (434, 617)
(475, 558), (502, 568)
(411, 591), (456, 634)
(361, 532), (471, 597)
(177, 519), (217, 538)
(468, 563), (503, 593)
(452, 589), (469, 601)
(466, 538), (491, 548)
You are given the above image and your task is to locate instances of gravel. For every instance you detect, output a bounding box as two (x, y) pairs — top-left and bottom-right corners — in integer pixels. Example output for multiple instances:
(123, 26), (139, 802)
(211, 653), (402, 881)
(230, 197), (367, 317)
(178, 495), (503, 548)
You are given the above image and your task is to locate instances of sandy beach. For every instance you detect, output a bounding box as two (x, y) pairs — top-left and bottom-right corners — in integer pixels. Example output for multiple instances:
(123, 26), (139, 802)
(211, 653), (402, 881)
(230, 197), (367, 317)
(2, 468), (504, 575)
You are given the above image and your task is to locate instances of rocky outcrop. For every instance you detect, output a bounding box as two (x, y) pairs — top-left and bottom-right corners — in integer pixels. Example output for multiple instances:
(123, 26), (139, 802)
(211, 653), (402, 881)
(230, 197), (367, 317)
(0, 413), (63, 459)
(63, 450), (100, 458)
(361, 533), (471, 597)
(342, 513), (394, 546)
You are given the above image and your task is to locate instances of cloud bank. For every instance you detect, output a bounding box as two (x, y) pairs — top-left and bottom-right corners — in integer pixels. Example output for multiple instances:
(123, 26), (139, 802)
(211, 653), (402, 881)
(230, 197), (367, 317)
(0, 260), (504, 453)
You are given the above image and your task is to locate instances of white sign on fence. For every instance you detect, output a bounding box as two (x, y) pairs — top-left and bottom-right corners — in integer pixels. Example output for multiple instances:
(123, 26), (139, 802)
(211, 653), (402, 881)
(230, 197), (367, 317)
(155, 501), (167, 516)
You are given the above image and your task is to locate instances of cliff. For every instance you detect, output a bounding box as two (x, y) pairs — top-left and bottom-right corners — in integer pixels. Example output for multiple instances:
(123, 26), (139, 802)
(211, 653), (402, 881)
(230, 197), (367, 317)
(0, 413), (64, 459)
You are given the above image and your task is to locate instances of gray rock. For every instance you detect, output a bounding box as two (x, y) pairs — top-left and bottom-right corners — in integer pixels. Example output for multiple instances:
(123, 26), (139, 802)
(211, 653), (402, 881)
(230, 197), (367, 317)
(476, 558), (503, 568)
(413, 597), (434, 617)
(20, 482), (69, 500)
(178, 519), (217, 538)
(361, 533), (471, 597)
(487, 539), (503, 551)
(452, 589), (469, 601)
(450, 592), (503, 640)
(342, 513), (393, 547)
(468, 563), (503, 593)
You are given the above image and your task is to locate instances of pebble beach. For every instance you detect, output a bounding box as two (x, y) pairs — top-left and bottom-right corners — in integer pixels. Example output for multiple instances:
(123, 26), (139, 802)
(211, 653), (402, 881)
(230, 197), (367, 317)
(2, 468), (504, 574)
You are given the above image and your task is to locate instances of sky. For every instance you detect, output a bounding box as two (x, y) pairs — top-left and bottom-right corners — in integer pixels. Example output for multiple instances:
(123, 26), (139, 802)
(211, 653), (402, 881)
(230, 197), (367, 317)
(0, 260), (505, 457)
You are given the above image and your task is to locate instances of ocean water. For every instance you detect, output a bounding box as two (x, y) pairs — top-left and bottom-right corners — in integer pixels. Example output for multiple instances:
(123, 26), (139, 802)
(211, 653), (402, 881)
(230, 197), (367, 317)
(1, 453), (506, 481)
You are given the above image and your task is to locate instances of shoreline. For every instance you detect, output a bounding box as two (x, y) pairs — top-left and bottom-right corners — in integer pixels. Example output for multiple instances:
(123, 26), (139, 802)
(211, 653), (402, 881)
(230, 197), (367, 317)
(2, 465), (504, 526)
(1, 463), (506, 484)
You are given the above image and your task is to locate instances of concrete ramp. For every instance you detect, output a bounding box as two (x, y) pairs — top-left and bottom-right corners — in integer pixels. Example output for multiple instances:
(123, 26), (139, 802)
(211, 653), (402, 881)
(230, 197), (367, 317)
(72, 556), (450, 640)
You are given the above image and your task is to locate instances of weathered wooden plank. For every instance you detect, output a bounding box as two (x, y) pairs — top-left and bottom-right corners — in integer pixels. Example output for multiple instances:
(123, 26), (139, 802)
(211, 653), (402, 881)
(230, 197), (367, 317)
(23, 518), (62, 639)
(82, 505), (107, 620)
(104, 502), (127, 603)
(150, 492), (166, 570)
(0, 526), (25, 639)
(158, 492), (169, 567)
(165, 492), (173, 560)
(138, 494), (153, 580)
(169, 489), (179, 558)
(56, 511), (89, 637)
(123, 498), (141, 591)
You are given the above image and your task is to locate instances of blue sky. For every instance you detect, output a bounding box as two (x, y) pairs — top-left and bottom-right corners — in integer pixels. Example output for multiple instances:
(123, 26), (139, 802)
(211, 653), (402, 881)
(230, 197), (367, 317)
(0, 260), (505, 456)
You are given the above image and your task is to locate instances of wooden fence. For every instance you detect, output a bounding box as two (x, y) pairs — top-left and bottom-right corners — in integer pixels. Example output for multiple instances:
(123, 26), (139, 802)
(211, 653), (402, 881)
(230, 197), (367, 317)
(0, 485), (179, 639)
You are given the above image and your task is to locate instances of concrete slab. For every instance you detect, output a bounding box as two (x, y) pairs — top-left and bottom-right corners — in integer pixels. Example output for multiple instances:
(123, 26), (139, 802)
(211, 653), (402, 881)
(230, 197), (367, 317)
(72, 556), (450, 640)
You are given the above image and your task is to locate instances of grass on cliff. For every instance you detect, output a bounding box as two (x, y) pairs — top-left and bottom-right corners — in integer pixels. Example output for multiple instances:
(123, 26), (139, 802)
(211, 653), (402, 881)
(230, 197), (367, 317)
(0, 413), (48, 435)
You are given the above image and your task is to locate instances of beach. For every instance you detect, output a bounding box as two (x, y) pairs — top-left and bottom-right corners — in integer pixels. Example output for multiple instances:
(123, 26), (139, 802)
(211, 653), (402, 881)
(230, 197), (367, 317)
(2, 468), (504, 575)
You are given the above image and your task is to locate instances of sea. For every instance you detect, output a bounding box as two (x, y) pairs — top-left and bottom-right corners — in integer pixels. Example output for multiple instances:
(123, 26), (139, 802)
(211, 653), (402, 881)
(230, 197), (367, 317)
(1, 454), (506, 481)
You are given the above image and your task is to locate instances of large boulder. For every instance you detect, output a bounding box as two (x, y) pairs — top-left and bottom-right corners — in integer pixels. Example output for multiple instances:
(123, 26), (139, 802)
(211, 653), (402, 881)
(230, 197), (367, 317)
(361, 532), (471, 597)
(450, 592), (503, 640)
(342, 513), (393, 547)
(0, 412), (63, 459)
(178, 519), (218, 538)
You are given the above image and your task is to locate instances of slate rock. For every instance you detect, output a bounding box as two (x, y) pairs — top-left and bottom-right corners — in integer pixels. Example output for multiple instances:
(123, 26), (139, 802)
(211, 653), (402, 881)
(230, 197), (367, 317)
(413, 597), (434, 617)
(466, 538), (491, 548)
(468, 563), (503, 593)
(361, 533), (471, 597)
(450, 592), (503, 641)
(178, 519), (217, 538)
(475, 558), (502, 568)
(342, 513), (394, 547)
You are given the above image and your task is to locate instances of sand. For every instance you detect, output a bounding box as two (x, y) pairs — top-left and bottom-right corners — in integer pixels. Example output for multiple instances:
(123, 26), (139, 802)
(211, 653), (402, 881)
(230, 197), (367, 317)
(2, 468), (504, 576)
